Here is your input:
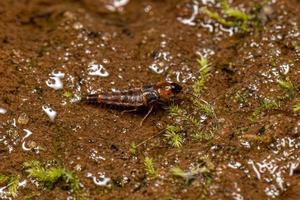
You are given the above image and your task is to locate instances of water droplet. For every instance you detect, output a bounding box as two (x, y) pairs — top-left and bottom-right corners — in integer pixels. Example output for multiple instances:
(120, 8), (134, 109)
(106, 0), (130, 11)
(22, 129), (32, 140)
(88, 63), (109, 77)
(42, 105), (57, 122)
(177, 1), (199, 26)
(0, 107), (7, 114)
(73, 22), (83, 30)
(87, 172), (110, 186)
(46, 71), (65, 90)
(149, 63), (164, 74)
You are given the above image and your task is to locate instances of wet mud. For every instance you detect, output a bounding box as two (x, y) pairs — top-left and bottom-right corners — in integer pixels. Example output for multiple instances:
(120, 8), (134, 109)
(0, 0), (300, 199)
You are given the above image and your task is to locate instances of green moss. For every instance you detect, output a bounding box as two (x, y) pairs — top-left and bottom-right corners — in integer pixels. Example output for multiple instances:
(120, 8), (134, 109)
(192, 98), (215, 117)
(0, 174), (20, 198)
(165, 125), (184, 148)
(278, 77), (296, 99)
(193, 56), (211, 97)
(192, 130), (215, 142)
(166, 104), (183, 117)
(202, 7), (235, 27)
(293, 103), (300, 112)
(192, 56), (215, 117)
(170, 167), (198, 184)
(170, 156), (215, 187)
(144, 157), (157, 177)
(129, 142), (137, 155)
(0, 174), (9, 183)
(23, 160), (81, 196)
(63, 91), (73, 98)
(235, 91), (249, 106)
(202, 0), (251, 32)
(164, 57), (217, 148)
(251, 98), (279, 120)
(242, 133), (275, 144)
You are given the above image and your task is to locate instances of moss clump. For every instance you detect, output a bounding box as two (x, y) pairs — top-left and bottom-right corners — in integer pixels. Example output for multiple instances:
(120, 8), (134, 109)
(165, 125), (184, 148)
(278, 77), (296, 99)
(242, 133), (275, 144)
(202, 0), (250, 32)
(170, 156), (215, 197)
(63, 91), (73, 98)
(165, 57), (217, 147)
(23, 160), (81, 197)
(129, 142), (137, 155)
(251, 98), (279, 120)
(293, 103), (300, 113)
(144, 157), (157, 177)
(0, 174), (20, 198)
(193, 56), (211, 97)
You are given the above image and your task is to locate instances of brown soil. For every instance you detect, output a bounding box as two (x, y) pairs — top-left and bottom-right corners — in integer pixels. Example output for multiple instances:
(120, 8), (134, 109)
(0, 0), (300, 199)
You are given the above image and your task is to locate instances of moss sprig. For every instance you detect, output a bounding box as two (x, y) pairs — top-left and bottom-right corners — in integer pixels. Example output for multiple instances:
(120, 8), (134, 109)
(0, 174), (20, 198)
(23, 160), (80, 194)
(144, 157), (157, 177)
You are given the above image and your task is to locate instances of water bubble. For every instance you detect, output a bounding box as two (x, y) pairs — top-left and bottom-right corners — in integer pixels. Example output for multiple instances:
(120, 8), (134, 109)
(177, 1), (199, 26)
(42, 105), (57, 122)
(46, 77), (61, 92)
(73, 22), (83, 30)
(21, 129), (33, 151)
(46, 71), (65, 90)
(248, 159), (261, 180)
(88, 63), (109, 77)
(279, 64), (290, 75)
(201, 0), (215, 4)
(240, 140), (251, 149)
(149, 63), (164, 74)
(264, 185), (280, 198)
(289, 162), (299, 176)
(219, 25), (236, 36)
(22, 129), (32, 140)
(228, 161), (242, 169)
(86, 172), (110, 186)
(148, 52), (172, 74)
(0, 108), (7, 114)
(232, 192), (244, 200)
(200, 22), (214, 32)
(106, 0), (130, 11)
(112, 0), (129, 8)
(90, 149), (106, 162)
(52, 71), (65, 78)
(22, 141), (32, 151)
(19, 180), (27, 188)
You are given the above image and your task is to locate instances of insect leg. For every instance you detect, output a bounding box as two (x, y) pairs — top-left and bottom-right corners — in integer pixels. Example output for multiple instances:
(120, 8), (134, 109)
(121, 108), (139, 114)
(139, 105), (154, 126)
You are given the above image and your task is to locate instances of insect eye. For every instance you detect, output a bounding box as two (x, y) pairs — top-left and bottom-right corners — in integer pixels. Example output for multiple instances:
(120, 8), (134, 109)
(171, 83), (182, 93)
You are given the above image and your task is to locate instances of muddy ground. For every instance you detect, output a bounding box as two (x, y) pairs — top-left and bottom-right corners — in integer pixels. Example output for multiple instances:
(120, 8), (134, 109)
(0, 0), (300, 199)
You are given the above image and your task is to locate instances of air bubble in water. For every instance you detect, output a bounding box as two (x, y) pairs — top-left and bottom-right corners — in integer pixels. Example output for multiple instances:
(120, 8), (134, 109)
(42, 105), (57, 122)
(88, 63), (109, 77)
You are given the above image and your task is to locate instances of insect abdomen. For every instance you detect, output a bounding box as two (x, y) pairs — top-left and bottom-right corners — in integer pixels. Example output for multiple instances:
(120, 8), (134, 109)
(84, 90), (144, 107)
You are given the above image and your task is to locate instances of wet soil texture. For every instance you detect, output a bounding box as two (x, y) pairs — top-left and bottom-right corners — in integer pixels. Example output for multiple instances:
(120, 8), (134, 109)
(0, 0), (300, 199)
